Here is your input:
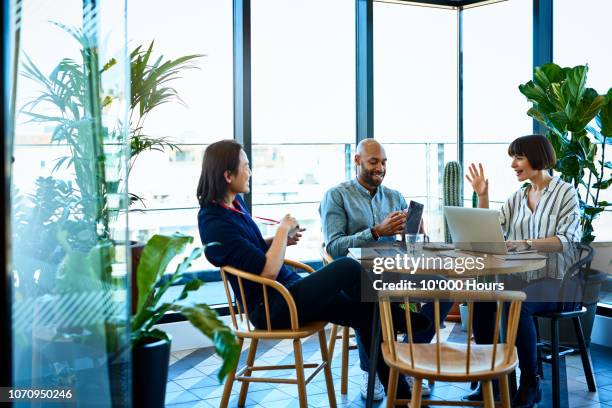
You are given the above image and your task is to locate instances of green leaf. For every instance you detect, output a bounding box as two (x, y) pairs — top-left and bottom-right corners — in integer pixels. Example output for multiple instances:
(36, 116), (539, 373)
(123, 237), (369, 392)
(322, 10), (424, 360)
(584, 206), (605, 217)
(569, 88), (606, 132)
(557, 155), (581, 179)
(562, 65), (587, 115)
(534, 63), (564, 88)
(598, 88), (612, 137)
(177, 278), (203, 301)
(519, 81), (558, 114)
(101, 57), (117, 73)
(172, 303), (240, 381)
(593, 178), (612, 190)
(142, 328), (171, 344)
(135, 233), (193, 313)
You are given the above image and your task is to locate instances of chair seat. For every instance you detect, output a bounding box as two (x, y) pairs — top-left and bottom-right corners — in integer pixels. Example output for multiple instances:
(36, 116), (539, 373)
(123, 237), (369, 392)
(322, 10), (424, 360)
(533, 306), (586, 319)
(235, 320), (328, 339)
(382, 342), (518, 382)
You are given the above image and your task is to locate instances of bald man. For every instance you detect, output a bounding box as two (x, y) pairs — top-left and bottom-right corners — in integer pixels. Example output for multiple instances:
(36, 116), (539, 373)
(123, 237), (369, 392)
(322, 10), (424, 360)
(321, 139), (411, 257)
(319, 139), (449, 399)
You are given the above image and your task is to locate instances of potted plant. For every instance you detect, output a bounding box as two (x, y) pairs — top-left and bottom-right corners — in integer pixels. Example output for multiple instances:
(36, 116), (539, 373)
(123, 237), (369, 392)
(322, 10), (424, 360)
(519, 63), (612, 345)
(130, 233), (240, 408)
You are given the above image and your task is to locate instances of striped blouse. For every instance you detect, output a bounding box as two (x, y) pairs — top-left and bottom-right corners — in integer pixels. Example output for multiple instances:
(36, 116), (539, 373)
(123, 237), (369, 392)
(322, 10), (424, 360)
(499, 176), (582, 280)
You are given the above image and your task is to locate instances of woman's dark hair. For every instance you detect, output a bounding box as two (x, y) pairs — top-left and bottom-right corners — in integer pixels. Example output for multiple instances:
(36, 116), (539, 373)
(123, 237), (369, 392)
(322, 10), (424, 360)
(507, 134), (556, 170)
(197, 139), (243, 207)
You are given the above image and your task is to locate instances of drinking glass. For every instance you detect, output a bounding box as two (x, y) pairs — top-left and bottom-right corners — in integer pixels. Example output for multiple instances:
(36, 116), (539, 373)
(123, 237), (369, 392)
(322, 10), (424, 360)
(405, 233), (425, 256)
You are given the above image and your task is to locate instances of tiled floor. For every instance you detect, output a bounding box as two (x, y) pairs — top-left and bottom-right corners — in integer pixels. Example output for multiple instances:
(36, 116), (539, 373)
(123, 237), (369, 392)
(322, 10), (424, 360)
(165, 323), (612, 408)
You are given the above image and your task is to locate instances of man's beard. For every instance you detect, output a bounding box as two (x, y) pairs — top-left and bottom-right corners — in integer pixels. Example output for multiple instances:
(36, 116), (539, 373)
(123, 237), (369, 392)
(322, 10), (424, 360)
(362, 166), (385, 187)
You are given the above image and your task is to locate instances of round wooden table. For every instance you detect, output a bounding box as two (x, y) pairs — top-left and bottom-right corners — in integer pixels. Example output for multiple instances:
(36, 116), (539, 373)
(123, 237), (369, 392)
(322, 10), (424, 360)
(349, 245), (548, 408)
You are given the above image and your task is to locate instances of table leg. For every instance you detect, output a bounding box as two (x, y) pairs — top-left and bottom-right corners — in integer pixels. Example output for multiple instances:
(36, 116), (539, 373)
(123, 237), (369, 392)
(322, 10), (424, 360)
(366, 302), (381, 408)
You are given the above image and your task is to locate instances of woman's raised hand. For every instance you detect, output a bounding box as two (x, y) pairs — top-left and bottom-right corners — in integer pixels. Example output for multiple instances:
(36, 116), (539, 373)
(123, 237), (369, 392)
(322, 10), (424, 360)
(465, 163), (489, 197)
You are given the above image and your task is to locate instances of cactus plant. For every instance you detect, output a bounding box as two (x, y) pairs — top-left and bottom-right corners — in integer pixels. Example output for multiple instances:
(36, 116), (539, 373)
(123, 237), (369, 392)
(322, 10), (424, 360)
(443, 161), (463, 243)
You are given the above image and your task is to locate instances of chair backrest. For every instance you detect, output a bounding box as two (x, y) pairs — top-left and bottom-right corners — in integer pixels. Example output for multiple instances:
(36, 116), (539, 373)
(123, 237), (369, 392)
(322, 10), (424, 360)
(320, 244), (333, 266)
(559, 242), (595, 309)
(378, 289), (526, 376)
(220, 260), (315, 333)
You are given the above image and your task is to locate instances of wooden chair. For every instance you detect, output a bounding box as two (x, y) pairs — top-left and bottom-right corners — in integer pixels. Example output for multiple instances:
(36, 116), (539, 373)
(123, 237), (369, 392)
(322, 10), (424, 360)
(533, 243), (597, 408)
(378, 289), (526, 408)
(319, 244), (358, 395)
(220, 260), (336, 408)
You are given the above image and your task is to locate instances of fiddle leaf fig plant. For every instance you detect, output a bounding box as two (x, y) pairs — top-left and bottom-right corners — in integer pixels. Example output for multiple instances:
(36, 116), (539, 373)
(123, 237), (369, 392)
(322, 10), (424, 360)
(519, 63), (612, 243)
(131, 233), (240, 381)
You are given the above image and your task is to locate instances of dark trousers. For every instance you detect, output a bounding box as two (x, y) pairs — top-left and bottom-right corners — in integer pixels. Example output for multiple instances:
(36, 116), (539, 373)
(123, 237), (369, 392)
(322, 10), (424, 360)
(356, 275), (453, 371)
(473, 277), (573, 377)
(250, 257), (430, 395)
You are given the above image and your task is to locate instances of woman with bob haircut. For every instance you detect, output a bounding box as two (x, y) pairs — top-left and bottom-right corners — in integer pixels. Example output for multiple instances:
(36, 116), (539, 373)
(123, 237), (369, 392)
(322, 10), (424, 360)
(196, 139), (430, 401)
(465, 134), (582, 408)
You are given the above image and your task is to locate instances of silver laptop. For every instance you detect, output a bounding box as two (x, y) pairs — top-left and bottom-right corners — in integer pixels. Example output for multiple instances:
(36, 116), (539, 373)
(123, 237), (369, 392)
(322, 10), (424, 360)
(443, 206), (508, 255)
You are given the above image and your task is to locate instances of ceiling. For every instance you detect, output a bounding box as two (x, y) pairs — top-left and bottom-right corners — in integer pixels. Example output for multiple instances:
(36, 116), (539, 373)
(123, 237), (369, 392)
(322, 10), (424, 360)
(374, 0), (507, 10)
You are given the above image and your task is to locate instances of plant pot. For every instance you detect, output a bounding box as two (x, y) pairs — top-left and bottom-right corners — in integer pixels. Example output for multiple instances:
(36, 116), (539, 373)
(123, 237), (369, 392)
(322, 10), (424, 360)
(459, 303), (469, 332)
(537, 269), (608, 347)
(446, 301), (461, 322)
(133, 335), (171, 408)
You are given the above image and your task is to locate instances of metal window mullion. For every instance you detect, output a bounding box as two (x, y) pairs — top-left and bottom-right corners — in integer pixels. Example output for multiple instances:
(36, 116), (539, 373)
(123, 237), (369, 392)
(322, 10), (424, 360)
(532, 0), (553, 135)
(457, 8), (464, 171)
(233, 0), (252, 210)
(356, 0), (374, 144)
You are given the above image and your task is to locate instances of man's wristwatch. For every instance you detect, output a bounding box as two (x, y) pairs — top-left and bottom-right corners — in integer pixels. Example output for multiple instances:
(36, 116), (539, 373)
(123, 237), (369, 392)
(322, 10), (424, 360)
(525, 239), (533, 250)
(371, 227), (380, 240)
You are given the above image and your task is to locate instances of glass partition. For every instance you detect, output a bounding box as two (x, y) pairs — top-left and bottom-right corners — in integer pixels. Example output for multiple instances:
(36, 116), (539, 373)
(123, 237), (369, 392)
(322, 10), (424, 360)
(9, 0), (131, 405)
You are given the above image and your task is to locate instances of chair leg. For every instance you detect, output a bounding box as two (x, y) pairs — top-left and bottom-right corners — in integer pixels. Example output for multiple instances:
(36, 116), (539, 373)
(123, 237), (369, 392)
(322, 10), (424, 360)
(318, 330), (337, 408)
(341, 325), (350, 394)
(410, 378), (422, 408)
(328, 324), (339, 360)
(551, 318), (561, 408)
(533, 316), (544, 378)
(509, 370), (518, 399)
(482, 380), (495, 408)
(293, 339), (308, 408)
(572, 316), (597, 392)
(238, 338), (258, 406)
(499, 375), (511, 408)
(385, 367), (398, 408)
(220, 337), (244, 408)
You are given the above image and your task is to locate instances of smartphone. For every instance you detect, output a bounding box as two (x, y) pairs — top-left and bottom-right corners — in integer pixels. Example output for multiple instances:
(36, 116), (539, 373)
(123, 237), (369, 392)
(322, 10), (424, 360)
(404, 201), (424, 234)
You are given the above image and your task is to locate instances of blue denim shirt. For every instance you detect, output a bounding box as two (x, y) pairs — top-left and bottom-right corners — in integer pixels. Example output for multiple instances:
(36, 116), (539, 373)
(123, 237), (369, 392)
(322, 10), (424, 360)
(319, 179), (408, 258)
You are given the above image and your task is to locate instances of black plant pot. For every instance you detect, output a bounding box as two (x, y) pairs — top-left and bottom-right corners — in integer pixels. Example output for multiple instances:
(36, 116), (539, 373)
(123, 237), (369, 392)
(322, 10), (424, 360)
(133, 336), (171, 408)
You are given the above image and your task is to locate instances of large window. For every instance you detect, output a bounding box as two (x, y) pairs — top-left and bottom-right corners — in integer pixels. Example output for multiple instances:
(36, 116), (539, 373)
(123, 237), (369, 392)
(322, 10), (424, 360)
(374, 3), (458, 240)
(462, 0), (533, 208)
(555, 0), (612, 310)
(554, 0), (612, 243)
(251, 0), (355, 261)
(127, 0), (233, 273)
